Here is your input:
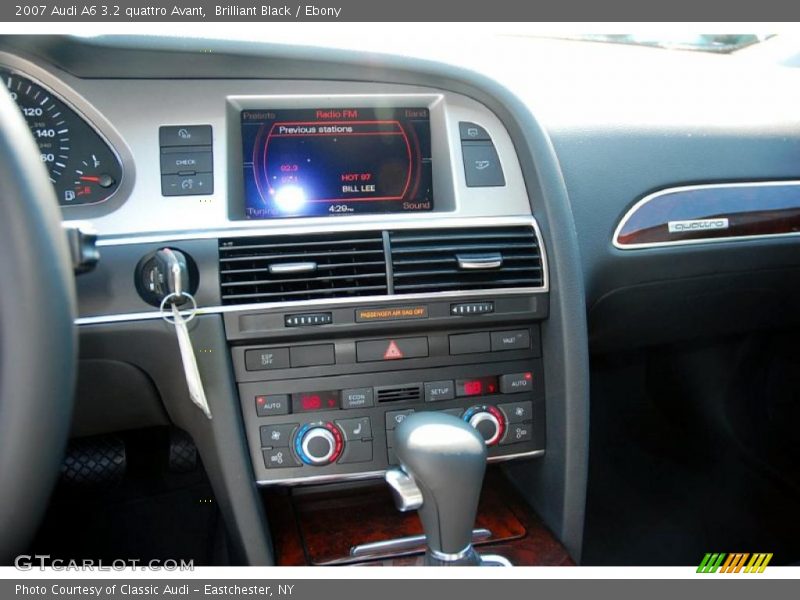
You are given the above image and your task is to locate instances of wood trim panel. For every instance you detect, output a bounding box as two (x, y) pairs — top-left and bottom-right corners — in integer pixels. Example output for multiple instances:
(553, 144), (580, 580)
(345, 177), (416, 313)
(263, 469), (573, 566)
(615, 181), (800, 248)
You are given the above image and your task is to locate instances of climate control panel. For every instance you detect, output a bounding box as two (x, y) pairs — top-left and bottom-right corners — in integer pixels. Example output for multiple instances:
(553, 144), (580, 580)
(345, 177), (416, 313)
(235, 324), (545, 484)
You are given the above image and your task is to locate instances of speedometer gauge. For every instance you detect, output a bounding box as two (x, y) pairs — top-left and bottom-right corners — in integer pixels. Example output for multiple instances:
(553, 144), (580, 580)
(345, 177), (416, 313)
(0, 67), (122, 206)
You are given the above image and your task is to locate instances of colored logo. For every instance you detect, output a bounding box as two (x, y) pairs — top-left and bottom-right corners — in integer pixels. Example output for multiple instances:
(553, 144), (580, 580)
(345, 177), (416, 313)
(697, 553), (773, 573)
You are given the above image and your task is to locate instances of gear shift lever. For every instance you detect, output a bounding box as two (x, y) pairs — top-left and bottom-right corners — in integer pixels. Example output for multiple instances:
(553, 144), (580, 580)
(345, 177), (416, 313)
(385, 412), (491, 565)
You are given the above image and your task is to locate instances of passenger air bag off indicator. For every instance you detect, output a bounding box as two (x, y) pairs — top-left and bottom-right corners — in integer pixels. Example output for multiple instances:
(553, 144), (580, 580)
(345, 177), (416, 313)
(356, 305), (429, 322)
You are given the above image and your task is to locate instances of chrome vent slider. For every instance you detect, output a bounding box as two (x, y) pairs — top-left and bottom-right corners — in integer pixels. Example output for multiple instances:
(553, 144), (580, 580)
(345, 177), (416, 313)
(456, 253), (504, 270)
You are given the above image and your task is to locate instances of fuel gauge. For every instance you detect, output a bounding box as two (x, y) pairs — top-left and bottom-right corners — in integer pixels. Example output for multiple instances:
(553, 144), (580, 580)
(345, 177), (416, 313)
(68, 153), (120, 205)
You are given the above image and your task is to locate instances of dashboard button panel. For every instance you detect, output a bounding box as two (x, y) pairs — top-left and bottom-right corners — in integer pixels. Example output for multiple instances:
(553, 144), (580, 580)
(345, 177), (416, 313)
(236, 320), (545, 484)
(159, 125), (213, 196)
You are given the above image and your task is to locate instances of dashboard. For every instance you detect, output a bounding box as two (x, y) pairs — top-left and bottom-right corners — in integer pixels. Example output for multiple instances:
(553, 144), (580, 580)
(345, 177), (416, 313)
(6, 33), (800, 566)
(0, 38), (568, 564)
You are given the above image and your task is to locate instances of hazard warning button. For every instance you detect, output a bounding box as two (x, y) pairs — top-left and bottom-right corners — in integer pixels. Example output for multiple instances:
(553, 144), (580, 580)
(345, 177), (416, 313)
(355, 337), (429, 363)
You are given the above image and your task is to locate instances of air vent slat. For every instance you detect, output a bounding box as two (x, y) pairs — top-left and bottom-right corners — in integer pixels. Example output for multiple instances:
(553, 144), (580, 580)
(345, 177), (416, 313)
(393, 255), (539, 267)
(221, 272), (387, 288)
(391, 242), (535, 254)
(221, 249), (383, 263)
(223, 261), (386, 275)
(219, 231), (388, 305)
(393, 266), (541, 279)
(390, 226), (544, 294)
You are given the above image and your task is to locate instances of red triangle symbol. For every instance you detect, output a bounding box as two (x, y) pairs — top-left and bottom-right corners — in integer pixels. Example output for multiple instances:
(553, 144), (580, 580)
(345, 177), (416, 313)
(383, 340), (404, 360)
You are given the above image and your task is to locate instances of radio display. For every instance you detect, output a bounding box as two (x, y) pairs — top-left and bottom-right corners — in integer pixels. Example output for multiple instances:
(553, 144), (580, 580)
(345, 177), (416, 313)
(241, 107), (433, 219)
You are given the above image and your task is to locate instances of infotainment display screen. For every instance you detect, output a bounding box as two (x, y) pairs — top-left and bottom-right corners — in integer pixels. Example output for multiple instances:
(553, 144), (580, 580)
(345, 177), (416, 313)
(240, 107), (433, 219)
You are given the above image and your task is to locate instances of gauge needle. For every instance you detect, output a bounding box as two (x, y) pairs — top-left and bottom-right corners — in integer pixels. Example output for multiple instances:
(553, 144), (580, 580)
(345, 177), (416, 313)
(78, 176), (101, 183)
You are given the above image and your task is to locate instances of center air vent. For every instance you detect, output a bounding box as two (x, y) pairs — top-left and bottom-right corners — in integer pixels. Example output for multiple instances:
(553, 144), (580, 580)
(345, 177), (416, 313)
(375, 384), (423, 404)
(219, 232), (388, 305)
(389, 226), (544, 294)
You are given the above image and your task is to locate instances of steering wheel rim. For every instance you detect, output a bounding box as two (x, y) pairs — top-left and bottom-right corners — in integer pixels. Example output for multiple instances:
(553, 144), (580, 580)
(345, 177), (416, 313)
(0, 85), (77, 562)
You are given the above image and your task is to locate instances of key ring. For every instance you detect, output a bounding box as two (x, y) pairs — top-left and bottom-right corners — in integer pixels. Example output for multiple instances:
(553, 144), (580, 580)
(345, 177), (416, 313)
(160, 292), (198, 324)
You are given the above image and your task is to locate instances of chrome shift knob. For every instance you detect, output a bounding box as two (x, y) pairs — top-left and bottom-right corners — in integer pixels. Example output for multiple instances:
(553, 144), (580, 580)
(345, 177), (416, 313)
(385, 412), (487, 565)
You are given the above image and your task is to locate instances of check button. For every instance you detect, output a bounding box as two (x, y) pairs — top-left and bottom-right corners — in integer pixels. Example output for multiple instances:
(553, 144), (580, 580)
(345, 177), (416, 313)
(160, 150), (213, 175)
